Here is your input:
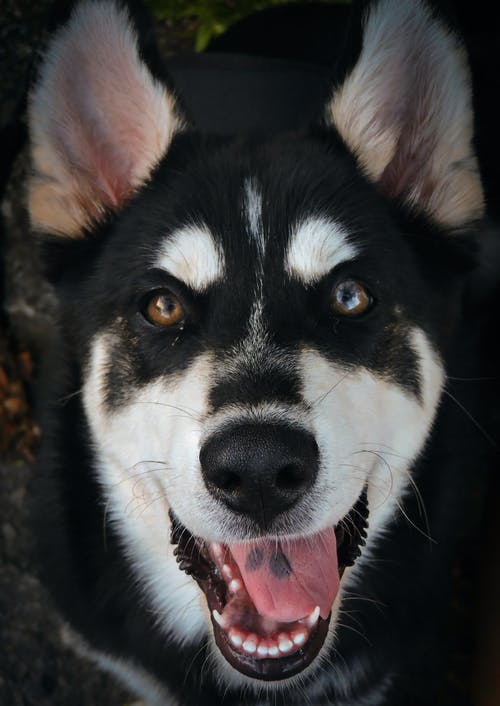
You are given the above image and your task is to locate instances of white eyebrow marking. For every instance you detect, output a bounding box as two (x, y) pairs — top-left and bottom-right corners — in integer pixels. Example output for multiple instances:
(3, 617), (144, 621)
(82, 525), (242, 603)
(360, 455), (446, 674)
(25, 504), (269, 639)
(286, 216), (358, 284)
(156, 224), (224, 290)
(244, 178), (265, 259)
(242, 177), (268, 354)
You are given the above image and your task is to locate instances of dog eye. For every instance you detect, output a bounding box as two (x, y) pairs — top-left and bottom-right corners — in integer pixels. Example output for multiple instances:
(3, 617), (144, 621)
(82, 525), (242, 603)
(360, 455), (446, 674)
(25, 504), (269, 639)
(142, 290), (185, 327)
(331, 279), (372, 316)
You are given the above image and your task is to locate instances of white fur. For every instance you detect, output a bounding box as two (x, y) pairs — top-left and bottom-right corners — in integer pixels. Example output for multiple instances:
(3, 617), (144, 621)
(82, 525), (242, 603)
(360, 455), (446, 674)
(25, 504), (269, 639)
(156, 225), (225, 291)
(241, 178), (268, 365)
(286, 217), (358, 284)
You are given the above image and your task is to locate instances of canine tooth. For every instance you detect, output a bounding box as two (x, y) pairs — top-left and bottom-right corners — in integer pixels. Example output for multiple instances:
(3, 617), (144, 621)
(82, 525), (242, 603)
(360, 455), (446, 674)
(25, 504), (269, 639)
(306, 606), (320, 628)
(257, 643), (269, 657)
(212, 610), (226, 628)
(242, 636), (257, 654)
(292, 629), (307, 646)
(278, 634), (293, 653)
(222, 564), (233, 579)
(229, 578), (242, 593)
(268, 645), (279, 657)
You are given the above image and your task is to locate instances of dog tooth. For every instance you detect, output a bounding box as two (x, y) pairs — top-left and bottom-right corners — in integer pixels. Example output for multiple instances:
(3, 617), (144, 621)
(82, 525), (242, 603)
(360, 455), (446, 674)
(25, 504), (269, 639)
(229, 578), (242, 593)
(242, 635), (257, 654)
(222, 564), (233, 579)
(212, 609), (226, 628)
(292, 629), (307, 646)
(306, 606), (320, 628)
(229, 630), (243, 647)
(278, 633), (293, 653)
(257, 643), (269, 657)
(268, 645), (279, 657)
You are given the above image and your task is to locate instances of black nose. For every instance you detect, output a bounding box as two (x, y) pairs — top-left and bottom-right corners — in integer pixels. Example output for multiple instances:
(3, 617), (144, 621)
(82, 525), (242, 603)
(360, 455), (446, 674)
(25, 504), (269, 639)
(199, 423), (319, 527)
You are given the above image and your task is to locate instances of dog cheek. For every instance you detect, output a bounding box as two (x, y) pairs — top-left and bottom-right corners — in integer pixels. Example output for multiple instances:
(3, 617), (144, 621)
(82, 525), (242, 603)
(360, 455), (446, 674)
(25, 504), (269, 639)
(81, 336), (216, 642)
(298, 332), (444, 532)
(83, 335), (212, 501)
(365, 329), (445, 534)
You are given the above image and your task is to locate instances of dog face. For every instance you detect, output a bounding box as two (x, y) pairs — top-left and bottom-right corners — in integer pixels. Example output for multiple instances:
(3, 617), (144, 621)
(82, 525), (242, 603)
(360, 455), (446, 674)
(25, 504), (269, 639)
(29, 0), (483, 689)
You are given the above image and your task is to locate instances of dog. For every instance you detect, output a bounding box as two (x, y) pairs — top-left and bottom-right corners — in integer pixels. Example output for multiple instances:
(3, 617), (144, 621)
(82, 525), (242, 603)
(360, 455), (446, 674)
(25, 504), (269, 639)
(27, 0), (488, 704)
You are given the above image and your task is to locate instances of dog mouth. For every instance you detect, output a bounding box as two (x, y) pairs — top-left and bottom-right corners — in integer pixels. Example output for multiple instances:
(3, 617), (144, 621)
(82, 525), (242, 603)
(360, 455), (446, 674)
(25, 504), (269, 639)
(169, 489), (368, 681)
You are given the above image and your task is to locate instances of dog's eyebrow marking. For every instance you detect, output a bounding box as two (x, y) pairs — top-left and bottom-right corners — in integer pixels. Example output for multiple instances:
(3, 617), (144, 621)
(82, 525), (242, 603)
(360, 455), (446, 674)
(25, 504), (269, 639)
(156, 224), (224, 291)
(286, 216), (358, 284)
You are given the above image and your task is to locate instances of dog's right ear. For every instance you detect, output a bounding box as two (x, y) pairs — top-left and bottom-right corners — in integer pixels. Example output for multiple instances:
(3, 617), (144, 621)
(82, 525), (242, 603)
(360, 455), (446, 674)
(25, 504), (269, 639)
(28, 0), (185, 238)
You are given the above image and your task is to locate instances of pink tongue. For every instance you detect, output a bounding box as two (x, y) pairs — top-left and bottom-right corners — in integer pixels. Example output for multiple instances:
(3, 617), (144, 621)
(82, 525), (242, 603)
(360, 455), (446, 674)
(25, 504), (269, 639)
(229, 528), (339, 623)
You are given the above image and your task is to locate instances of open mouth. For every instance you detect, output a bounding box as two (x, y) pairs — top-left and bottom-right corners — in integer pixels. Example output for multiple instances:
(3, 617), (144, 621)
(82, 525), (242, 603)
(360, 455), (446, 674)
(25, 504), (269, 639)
(170, 489), (368, 681)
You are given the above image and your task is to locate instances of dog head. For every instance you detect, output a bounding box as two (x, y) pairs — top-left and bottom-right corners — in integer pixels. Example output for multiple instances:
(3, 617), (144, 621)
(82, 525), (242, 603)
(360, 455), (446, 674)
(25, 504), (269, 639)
(28, 0), (483, 687)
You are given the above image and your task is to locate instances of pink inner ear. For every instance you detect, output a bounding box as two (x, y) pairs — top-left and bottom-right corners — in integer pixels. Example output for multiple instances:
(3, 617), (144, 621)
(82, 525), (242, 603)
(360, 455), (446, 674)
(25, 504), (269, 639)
(54, 68), (136, 209)
(378, 71), (439, 203)
(328, 0), (483, 226)
(30, 1), (181, 232)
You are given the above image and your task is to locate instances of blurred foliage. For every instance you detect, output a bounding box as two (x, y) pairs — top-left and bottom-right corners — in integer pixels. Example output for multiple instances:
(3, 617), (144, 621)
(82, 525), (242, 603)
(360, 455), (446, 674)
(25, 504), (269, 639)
(146, 0), (348, 51)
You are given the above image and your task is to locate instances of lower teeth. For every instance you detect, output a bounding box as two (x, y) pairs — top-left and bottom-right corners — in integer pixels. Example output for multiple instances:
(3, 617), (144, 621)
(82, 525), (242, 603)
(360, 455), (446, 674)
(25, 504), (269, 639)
(214, 610), (316, 659)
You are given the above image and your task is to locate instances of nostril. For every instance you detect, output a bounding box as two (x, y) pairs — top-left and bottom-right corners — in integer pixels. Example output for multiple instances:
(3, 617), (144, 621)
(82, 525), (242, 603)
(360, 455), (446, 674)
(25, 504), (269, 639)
(217, 469), (242, 493)
(276, 463), (307, 491)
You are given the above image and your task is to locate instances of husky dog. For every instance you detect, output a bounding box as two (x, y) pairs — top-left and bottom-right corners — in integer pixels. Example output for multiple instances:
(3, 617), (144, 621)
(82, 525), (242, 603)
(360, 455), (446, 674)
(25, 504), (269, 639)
(28, 0), (485, 704)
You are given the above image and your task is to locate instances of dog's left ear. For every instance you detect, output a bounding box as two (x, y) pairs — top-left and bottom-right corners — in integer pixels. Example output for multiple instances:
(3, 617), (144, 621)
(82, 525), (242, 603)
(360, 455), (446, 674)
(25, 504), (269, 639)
(326, 0), (484, 228)
(28, 0), (185, 238)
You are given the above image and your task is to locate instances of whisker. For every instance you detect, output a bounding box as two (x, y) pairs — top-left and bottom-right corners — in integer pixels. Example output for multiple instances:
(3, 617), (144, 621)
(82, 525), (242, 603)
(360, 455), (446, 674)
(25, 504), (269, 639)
(357, 441), (413, 463)
(133, 399), (203, 423)
(442, 388), (499, 451)
(341, 591), (387, 611)
(57, 388), (83, 404)
(353, 448), (435, 543)
(336, 620), (372, 646)
(182, 640), (208, 691)
(309, 371), (351, 408)
(352, 448), (394, 503)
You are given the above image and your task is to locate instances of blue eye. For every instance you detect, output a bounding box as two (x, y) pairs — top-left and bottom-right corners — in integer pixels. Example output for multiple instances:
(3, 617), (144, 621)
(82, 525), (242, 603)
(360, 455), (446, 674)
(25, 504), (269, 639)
(331, 279), (372, 316)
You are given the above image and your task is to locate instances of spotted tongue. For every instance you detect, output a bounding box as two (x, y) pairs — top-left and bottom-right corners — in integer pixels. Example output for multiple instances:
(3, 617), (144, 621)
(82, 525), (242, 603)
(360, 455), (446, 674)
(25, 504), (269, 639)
(229, 528), (339, 623)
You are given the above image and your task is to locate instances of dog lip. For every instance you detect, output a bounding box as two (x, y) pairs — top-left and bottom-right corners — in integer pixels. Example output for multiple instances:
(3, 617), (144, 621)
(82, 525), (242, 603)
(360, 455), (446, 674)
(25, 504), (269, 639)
(335, 486), (369, 569)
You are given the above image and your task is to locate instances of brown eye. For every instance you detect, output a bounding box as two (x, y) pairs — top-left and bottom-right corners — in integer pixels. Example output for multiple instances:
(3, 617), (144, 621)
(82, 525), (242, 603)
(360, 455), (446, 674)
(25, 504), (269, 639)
(331, 279), (372, 316)
(143, 290), (185, 327)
